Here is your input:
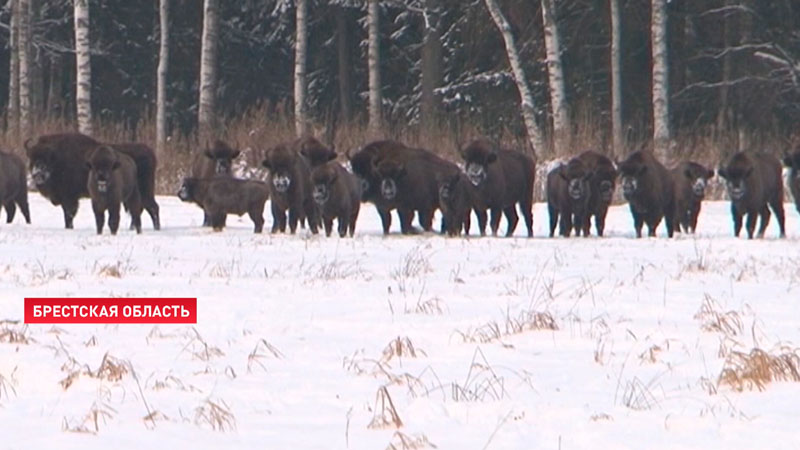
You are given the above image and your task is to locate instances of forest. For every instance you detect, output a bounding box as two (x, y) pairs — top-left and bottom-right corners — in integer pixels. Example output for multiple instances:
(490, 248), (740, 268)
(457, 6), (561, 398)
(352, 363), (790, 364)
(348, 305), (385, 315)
(1, 0), (800, 191)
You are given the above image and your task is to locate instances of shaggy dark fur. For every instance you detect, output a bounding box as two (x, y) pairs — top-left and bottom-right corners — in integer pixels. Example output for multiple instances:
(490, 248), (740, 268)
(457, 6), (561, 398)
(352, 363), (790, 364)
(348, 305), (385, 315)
(0, 150), (31, 224)
(718, 152), (785, 239)
(297, 136), (337, 168)
(783, 151), (800, 216)
(546, 158), (592, 237)
(436, 171), (486, 237)
(617, 150), (675, 238)
(86, 146), (143, 235)
(262, 143), (319, 234)
(310, 161), (361, 237)
(191, 140), (241, 178)
(177, 177), (269, 233)
(460, 138), (535, 237)
(671, 161), (714, 233)
(25, 133), (160, 230)
(576, 150), (616, 236)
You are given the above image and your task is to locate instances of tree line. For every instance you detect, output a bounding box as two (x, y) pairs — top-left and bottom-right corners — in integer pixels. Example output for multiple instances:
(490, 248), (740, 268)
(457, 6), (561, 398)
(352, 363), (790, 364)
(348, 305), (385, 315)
(1, 0), (799, 162)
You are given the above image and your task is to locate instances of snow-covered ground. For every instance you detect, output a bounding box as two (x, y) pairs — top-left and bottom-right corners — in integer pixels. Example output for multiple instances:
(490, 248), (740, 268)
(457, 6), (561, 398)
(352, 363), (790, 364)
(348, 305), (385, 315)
(1, 195), (799, 449)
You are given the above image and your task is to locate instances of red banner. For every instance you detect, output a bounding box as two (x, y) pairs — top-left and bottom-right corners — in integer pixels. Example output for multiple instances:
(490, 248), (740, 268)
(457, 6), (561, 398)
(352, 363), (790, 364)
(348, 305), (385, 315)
(24, 298), (197, 324)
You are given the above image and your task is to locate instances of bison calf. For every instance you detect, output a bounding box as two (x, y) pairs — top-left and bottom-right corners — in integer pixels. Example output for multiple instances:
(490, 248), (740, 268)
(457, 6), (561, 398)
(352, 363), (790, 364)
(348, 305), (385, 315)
(0, 150), (31, 224)
(262, 144), (319, 234)
(546, 158), (592, 237)
(577, 150), (616, 236)
(671, 161), (714, 233)
(718, 152), (785, 239)
(618, 150), (675, 238)
(86, 146), (143, 235)
(178, 177), (269, 233)
(783, 151), (800, 217)
(310, 161), (361, 237)
(437, 171), (486, 237)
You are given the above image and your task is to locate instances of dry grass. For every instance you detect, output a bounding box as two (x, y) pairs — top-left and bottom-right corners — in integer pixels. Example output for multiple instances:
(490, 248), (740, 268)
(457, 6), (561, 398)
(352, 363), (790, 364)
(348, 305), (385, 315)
(456, 308), (558, 344)
(368, 386), (404, 430)
(718, 346), (800, 392)
(381, 336), (427, 364)
(405, 296), (447, 315)
(247, 338), (284, 373)
(694, 295), (743, 337)
(619, 376), (660, 411)
(59, 352), (130, 390)
(62, 401), (117, 434)
(0, 369), (18, 404)
(194, 398), (236, 432)
(450, 348), (508, 403)
(0, 322), (32, 344)
(386, 431), (437, 450)
(391, 246), (433, 295)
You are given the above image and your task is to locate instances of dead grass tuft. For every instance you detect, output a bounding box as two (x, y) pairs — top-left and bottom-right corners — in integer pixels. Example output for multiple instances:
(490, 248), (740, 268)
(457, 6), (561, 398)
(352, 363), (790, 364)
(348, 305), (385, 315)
(619, 377), (659, 411)
(247, 339), (284, 373)
(456, 308), (558, 344)
(694, 294), (743, 337)
(0, 369), (18, 403)
(386, 431), (437, 450)
(194, 398), (236, 432)
(62, 401), (117, 434)
(381, 336), (427, 364)
(368, 386), (404, 429)
(405, 296), (446, 315)
(0, 323), (32, 344)
(718, 347), (800, 392)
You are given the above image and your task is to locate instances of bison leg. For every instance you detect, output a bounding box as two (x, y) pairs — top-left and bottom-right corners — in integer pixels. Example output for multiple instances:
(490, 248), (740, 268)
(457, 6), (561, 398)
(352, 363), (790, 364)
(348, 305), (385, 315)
(323, 217), (334, 237)
(647, 215), (662, 237)
(127, 191), (144, 234)
(418, 208), (434, 232)
(108, 204), (122, 235)
(548, 204), (558, 238)
(489, 208), (502, 236)
(92, 203), (106, 235)
(4, 202), (15, 223)
(210, 211), (226, 232)
(337, 215), (348, 238)
(731, 204), (743, 237)
(473, 208), (487, 236)
(503, 206), (519, 237)
(768, 195), (786, 238)
(377, 207), (392, 235)
(349, 204), (359, 237)
(520, 203), (534, 238)
(271, 202), (285, 233)
(63, 201), (79, 229)
(249, 208), (265, 233)
(463, 211), (471, 236)
(632, 211), (644, 238)
(143, 197), (161, 230)
(288, 207), (300, 234)
(399, 209), (415, 235)
(744, 211), (758, 239)
(664, 213), (675, 239)
(558, 210), (571, 237)
(581, 215), (591, 237)
(756, 205), (771, 239)
(595, 205), (609, 237)
(16, 190), (31, 224)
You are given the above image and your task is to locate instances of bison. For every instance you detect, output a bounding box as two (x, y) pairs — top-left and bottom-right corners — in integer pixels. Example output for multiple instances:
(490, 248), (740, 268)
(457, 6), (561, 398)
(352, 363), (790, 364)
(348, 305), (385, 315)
(178, 177), (269, 233)
(262, 143), (319, 234)
(671, 161), (714, 233)
(191, 140), (241, 226)
(546, 158), (592, 237)
(0, 150), (31, 224)
(86, 146), (143, 235)
(296, 136), (337, 168)
(310, 161), (361, 237)
(25, 133), (160, 230)
(460, 138), (535, 237)
(718, 152), (785, 239)
(617, 150), (675, 238)
(436, 171), (485, 237)
(576, 150), (616, 236)
(783, 151), (800, 216)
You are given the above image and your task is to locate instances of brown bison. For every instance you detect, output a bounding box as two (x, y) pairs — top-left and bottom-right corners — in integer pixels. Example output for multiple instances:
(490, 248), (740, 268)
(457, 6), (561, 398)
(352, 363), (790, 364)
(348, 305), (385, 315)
(262, 143), (319, 234)
(460, 138), (535, 237)
(718, 152), (785, 239)
(310, 161), (361, 237)
(546, 158), (592, 237)
(178, 177), (269, 233)
(86, 146), (143, 235)
(191, 140), (241, 226)
(348, 140), (447, 234)
(25, 133), (160, 230)
(576, 150), (616, 236)
(0, 150), (31, 224)
(783, 151), (800, 216)
(671, 161), (714, 233)
(617, 150), (675, 238)
(436, 171), (485, 237)
(296, 136), (337, 168)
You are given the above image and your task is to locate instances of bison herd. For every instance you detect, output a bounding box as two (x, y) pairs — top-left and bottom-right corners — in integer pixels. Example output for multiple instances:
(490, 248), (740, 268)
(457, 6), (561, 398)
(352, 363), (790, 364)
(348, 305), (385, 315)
(2, 132), (799, 240)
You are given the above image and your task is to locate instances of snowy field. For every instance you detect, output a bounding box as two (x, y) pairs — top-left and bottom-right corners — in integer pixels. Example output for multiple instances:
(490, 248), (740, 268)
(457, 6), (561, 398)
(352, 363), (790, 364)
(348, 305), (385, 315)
(1, 194), (800, 449)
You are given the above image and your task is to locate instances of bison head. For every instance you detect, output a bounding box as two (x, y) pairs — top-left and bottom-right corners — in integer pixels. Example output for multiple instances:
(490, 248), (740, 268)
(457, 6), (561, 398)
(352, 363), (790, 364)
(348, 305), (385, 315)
(683, 162), (715, 198)
(262, 144), (297, 193)
(560, 159), (592, 201)
(347, 147), (382, 201)
(436, 172), (462, 207)
(617, 151), (653, 200)
(86, 146), (120, 193)
(718, 153), (754, 201)
(177, 177), (198, 202)
(203, 140), (240, 175)
(25, 138), (57, 186)
(374, 159), (406, 201)
(784, 151), (800, 186)
(310, 163), (338, 205)
(298, 136), (337, 167)
(460, 138), (497, 187)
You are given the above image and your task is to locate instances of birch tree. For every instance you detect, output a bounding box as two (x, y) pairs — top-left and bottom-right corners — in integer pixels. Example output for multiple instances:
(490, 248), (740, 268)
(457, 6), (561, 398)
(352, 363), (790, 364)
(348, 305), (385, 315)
(74, 0), (92, 135)
(198, 0), (219, 136)
(336, 7), (352, 123)
(651, 0), (670, 159)
(483, 0), (544, 158)
(367, 0), (382, 135)
(19, 0), (31, 136)
(420, 0), (442, 133)
(294, 0), (308, 136)
(541, 0), (569, 156)
(156, 0), (169, 154)
(610, 0), (623, 157)
(7, 0), (20, 136)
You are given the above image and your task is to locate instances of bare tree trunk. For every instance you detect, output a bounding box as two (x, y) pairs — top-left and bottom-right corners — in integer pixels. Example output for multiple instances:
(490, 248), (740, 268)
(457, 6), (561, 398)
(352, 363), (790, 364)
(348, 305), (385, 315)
(483, 0), (544, 159)
(157, 0), (169, 155)
(198, 0), (219, 137)
(610, 0), (623, 157)
(651, 0), (670, 159)
(47, 54), (63, 118)
(29, 0), (42, 120)
(336, 7), (352, 123)
(8, 0), (20, 137)
(541, 0), (569, 156)
(294, 0), (308, 136)
(420, 0), (442, 135)
(367, 0), (382, 135)
(18, 0), (31, 137)
(74, 0), (92, 136)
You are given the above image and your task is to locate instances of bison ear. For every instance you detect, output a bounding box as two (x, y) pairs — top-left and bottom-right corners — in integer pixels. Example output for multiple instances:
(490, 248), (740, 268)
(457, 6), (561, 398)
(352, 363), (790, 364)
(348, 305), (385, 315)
(784, 155), (794, 167)
(487, 152), (498, 164)
(706, 168), (715, 179)
(558, 168), (568, 181)
(397, 164), (408, 178)
(85, 161), (93, 170)
(684, 168), (694, 179)
(261, 159), (271, 170)
(327, 151), (338, 162)
(231, 150), (241, 159)
(112, 160), (121, 170)
(717, 167), (728, 179)
(204, 149), (214, 159)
